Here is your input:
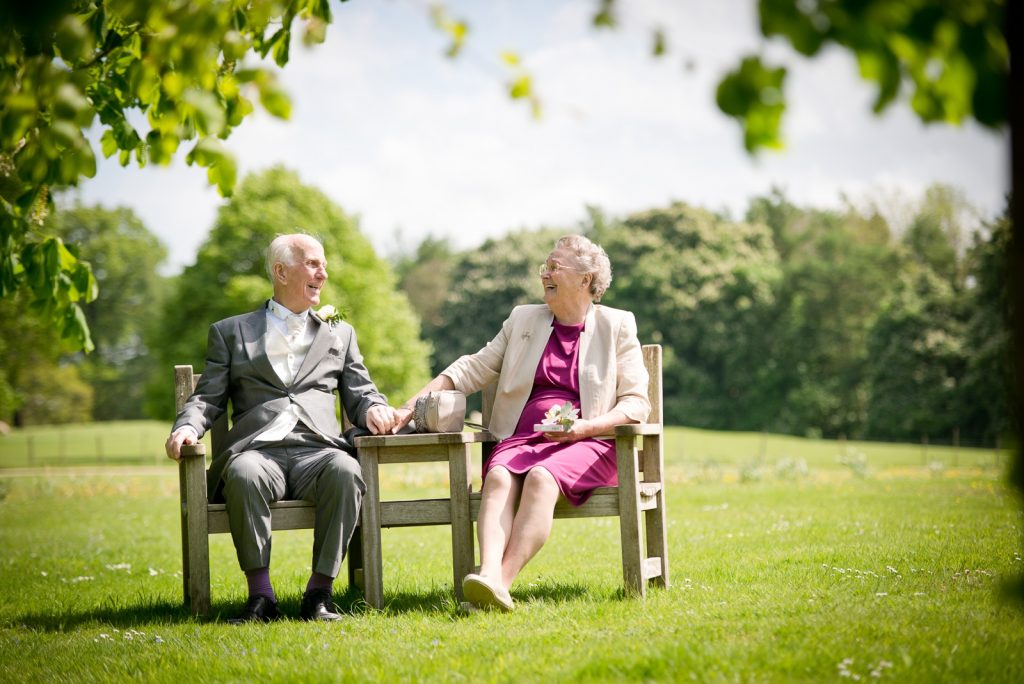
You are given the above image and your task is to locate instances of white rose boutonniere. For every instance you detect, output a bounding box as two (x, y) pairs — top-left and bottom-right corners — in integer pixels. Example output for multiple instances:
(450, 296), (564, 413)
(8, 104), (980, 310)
(534, 401), (580, 432)
(316, 304), (346, 328)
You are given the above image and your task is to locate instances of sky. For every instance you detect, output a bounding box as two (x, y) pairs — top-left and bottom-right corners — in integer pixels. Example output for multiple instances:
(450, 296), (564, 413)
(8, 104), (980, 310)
(69, 0), (1009, 275)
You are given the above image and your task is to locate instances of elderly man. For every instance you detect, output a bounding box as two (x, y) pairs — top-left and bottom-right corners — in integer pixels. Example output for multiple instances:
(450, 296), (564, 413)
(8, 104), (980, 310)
(166, 233), (400, 623)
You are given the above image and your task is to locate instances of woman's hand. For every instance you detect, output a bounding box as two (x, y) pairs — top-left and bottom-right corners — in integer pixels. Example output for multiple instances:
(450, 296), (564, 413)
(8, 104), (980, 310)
(542, 409), (633, 443)
(392, 406), (415, 434)
(543, 418), (594, 443)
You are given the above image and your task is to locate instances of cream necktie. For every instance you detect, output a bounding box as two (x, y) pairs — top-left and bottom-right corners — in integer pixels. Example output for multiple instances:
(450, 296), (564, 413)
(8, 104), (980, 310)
(286, 314), (305, 339)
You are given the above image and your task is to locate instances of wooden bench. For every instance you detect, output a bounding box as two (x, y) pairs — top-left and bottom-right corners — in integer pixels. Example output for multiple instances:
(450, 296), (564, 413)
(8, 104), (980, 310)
(175, 343), (668, 613)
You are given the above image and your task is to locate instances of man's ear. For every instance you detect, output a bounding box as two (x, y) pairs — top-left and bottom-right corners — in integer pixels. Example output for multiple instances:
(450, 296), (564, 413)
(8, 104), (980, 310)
(273, 263), (286, 282)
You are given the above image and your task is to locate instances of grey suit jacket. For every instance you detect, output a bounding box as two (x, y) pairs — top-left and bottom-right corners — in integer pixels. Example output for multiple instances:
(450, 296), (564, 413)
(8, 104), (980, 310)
(173, 303), (387, 495)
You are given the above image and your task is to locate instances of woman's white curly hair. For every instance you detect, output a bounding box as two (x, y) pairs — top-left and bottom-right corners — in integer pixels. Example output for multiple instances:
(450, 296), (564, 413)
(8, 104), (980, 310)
(555, 234), (612, 301)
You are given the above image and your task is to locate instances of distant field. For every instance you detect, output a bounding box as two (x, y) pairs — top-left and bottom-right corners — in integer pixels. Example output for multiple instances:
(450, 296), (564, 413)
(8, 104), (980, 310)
(0, 421), (198, 468)
(0, 421), (1012, 474)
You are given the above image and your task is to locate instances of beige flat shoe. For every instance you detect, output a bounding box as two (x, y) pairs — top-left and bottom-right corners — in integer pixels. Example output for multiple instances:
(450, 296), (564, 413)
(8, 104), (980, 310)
(462, 573), (514, 612)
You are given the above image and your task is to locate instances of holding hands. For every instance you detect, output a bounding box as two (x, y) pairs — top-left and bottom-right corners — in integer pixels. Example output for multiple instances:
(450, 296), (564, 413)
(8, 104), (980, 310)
(366, 404), (403, 435)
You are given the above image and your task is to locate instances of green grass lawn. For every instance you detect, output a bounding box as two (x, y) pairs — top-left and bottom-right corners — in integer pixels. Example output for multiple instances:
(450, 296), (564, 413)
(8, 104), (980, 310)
(1, 435), (1022, 682)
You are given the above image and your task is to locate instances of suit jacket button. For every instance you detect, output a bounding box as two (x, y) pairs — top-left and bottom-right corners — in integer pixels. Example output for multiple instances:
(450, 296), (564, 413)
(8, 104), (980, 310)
(288, 393), (297, 401)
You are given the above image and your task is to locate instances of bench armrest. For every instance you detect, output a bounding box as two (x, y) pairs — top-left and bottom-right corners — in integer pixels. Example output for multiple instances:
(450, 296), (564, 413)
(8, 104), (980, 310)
(613, 423), (662, 437)
(181, 443), (207, 458)
(592, 423), (663, 439)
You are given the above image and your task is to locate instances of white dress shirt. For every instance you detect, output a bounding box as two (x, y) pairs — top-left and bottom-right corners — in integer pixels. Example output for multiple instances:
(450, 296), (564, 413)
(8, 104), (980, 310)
(251, 300), (322, 444)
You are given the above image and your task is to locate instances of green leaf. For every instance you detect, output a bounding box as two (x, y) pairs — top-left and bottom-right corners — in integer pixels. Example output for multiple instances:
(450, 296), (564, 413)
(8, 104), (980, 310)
(430, 5), (468, 58)
(271, 28), (292, 66)
(53, 83), (93, 125)
(63, 302), (95, 353)
(258, 80), (291, 120)
(593, 0), (616, 28)
(652, 28), (667, 57)
(100, 130), (118, 158)
(1, 93), (38, 145)
(54, 14), (95, 62)
(145, 129), (180, 164)
(509, 75), (531, 99)
(207, 152), (238, 197)
(715, 55), (787, 152)
(225, 95), (254, 127)
(186, 137), (237, 196)
(50, 120), (81, 147)
(183, 88), (226, 137)
(303, 17), (327, 46)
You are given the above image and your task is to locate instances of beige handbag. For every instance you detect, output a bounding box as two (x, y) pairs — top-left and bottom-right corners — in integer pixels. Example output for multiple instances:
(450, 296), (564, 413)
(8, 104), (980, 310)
(413, 390), (467, 433)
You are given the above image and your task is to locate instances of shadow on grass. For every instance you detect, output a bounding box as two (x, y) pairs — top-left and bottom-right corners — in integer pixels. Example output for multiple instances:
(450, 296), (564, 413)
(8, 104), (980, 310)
(511, 581), (592, 604)
(11, 597), (199, 632)
(9, 582), (604, 630)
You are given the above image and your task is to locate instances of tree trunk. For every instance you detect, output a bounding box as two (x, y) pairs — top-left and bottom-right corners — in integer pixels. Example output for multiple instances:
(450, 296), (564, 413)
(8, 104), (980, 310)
(1007, 0), (1024, 603)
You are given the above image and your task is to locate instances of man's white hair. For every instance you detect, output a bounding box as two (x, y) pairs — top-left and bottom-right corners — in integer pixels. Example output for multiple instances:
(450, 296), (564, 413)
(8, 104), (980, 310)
(265, 233), (323, 282)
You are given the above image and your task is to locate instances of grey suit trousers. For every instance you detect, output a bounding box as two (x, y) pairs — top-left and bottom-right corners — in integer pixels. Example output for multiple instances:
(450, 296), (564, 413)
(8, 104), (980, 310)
(221, 424), (365, 578)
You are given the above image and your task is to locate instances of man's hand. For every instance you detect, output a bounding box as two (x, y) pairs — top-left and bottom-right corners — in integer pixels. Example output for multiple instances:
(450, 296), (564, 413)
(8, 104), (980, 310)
(366, 405), (401, 435)
(165, 427), (198, 462)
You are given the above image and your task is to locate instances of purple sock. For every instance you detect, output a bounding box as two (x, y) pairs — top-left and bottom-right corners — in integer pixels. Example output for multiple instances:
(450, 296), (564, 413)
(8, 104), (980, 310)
(245, 567), (276, 601)
(306, 571), (334, 594)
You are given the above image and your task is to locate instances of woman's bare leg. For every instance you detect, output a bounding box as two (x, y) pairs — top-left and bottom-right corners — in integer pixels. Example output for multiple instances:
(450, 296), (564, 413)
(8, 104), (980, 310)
(500, 467), (560, 589)
(475, 466), (521, 581)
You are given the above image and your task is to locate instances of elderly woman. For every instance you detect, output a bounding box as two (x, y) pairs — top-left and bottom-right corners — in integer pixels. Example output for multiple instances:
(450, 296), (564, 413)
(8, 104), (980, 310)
(395, 235), (650, 611)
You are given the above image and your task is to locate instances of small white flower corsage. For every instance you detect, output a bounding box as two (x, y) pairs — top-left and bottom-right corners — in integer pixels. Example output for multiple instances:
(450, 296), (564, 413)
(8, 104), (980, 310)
(316, 304), (346, 327)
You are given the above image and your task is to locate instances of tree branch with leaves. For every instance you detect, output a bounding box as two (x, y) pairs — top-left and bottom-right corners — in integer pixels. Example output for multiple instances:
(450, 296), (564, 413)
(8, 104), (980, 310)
(0, 0), (341, 351)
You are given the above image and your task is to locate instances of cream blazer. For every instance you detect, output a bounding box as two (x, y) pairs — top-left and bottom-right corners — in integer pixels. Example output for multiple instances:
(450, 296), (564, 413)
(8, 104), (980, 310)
(442, 304), (651, 440)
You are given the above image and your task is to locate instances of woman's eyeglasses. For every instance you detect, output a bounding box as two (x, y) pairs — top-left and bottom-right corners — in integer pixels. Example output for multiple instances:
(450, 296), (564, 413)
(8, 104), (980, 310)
(538, 262), (582, 277)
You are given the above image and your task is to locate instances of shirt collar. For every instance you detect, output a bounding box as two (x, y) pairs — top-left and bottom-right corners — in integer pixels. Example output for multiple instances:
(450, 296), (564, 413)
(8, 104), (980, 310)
(267, 298), (309, 322)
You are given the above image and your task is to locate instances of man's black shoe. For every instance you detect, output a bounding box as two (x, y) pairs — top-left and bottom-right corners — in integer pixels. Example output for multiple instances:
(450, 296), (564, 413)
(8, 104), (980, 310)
(300, 587), (343, 621)
(227, 595), (279, 625)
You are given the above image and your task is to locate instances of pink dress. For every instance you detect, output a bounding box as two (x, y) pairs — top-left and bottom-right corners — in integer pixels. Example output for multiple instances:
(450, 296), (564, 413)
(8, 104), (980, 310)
(484, 321), (617, 506)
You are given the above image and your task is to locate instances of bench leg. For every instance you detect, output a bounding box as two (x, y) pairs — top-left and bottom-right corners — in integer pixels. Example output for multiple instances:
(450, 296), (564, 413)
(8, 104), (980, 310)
(448, 443), (474, 601)
(642, 434), (670, 589)
(359, 445), (384, 609)
(180, 455), (211, 615)
(347, 525), (364, 591)
(616, 436), (645, 598)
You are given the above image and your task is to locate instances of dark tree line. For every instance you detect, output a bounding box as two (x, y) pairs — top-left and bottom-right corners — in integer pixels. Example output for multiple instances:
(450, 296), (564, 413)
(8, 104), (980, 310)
(2, 176), (1011, 450)
(399, 186), (1012, 447)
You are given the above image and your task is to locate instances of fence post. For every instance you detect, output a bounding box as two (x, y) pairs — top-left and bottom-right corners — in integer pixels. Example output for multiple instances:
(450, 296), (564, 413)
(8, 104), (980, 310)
(953, 427), (960, 468)
(145, 430), (156, 464)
